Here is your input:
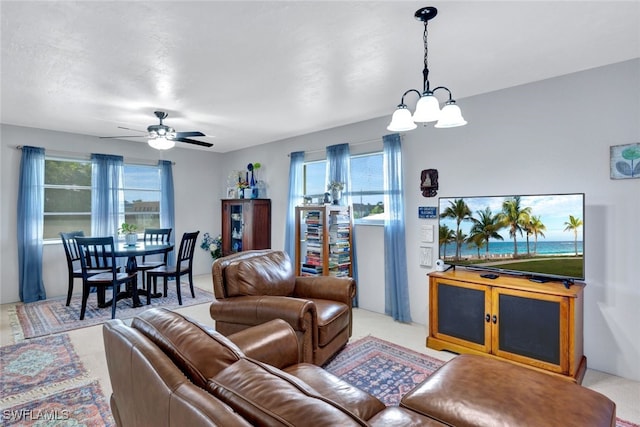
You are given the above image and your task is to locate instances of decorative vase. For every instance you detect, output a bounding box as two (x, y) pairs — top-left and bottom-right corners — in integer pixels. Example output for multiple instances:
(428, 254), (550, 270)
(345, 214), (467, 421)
(331, 189), (342, 205)
(125, 233), (137, 246)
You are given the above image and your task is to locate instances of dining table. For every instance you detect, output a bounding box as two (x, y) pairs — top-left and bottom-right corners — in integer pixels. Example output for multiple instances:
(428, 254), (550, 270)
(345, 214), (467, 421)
(98, 240), (174, 308)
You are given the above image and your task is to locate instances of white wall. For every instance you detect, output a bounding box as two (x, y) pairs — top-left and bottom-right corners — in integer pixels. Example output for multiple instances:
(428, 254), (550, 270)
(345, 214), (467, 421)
(1, 59), (638, 380)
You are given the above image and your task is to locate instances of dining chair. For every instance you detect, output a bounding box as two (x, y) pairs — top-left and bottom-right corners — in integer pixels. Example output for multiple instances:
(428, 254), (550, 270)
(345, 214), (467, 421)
(60, 231), (86, 306)
(76, 236), (137, 320)
(136, 228), (172, 293)
(61, 230), (119, 306)
(146, 231), (200, 305)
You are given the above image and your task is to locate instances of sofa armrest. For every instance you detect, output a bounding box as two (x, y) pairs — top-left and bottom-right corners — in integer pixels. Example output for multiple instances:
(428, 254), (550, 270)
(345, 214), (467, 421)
(294, 276), (356, 306)
(210, 295), (317, 332)
(227, 319), (300, 369)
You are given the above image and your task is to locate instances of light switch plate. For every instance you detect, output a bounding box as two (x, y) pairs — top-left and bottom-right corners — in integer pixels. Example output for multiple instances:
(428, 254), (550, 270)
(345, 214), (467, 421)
(420, 225), (434, 243)
(420, 246), (433, 268)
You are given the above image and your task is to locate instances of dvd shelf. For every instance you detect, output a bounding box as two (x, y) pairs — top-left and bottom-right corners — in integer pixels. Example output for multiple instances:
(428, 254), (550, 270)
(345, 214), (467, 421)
(295, 205), (353, 277)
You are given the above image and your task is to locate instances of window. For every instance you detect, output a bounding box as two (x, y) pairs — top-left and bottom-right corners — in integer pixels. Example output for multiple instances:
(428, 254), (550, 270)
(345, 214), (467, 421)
(302, 152), (385, 224)
(44, 158), (92, 239)
(43, 158), (161, 239)
(350, 153), (384, 223)
(123, 164), (161, 231)
(303, 160), (327, 201)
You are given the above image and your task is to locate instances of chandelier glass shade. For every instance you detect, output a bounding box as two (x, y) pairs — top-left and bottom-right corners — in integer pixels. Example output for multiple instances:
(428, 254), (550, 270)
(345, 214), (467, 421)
(387, 7), (466, 132)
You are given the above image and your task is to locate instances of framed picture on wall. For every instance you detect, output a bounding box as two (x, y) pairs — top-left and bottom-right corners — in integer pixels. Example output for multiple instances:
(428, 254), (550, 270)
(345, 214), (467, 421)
(610, 143), (640, 180)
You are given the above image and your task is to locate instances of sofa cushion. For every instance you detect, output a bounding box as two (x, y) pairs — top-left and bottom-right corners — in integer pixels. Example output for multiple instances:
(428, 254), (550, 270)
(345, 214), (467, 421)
(284, 363), (385, 421)
(314, 299), (350, 347)
(103, 319), (252, 427)
(208, 358), (368, 427)
(131, 308), (243, 388)
(224, 251), (296, 297)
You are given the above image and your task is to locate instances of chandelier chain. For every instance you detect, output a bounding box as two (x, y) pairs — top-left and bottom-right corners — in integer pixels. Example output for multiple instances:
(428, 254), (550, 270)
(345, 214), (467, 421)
(423, 23), (429, 73)
(422, 22), (430, 93)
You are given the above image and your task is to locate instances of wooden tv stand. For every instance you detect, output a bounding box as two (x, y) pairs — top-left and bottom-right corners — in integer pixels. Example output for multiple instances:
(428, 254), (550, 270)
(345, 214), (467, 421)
(427, 269), (586, 383)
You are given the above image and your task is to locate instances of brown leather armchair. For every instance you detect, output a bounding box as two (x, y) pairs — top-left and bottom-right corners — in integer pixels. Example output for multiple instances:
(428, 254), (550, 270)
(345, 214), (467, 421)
(210, 250), (356, 365)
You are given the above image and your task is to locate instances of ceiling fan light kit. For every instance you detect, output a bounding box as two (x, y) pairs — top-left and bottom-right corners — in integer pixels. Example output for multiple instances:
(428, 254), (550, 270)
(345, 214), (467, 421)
(387, 6), (467, 132)
(148, 137), (176, 150)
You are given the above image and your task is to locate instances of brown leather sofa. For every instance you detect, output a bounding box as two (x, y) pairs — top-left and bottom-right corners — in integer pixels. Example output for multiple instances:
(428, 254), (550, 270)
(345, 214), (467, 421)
(103, 308), (617, 427)
(209, 250), (356, 365)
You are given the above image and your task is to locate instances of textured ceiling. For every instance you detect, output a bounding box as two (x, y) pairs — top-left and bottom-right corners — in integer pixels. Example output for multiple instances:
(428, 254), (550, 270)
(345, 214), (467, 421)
(1, 1), (639, 152)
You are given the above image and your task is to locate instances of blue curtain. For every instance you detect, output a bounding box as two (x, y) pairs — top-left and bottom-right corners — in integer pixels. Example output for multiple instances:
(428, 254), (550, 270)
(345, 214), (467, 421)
(17, 146), (47, 302)
(383, 134), (411, 322)
(285, 151), (305, 259)
(326, 143), (358, 306)
(91, 154), (123, 239)
(159, 160), (176, 266)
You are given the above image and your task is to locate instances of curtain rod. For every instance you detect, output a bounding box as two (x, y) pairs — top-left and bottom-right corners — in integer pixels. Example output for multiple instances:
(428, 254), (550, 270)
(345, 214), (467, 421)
(16, 146), (175, 165)
(287, 136), (389, 157)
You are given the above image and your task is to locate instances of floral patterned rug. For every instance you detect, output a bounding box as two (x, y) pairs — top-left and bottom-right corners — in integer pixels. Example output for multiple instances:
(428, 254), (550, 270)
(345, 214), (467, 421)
(0, 334), (114, 425)
(11, 283), (213, 339)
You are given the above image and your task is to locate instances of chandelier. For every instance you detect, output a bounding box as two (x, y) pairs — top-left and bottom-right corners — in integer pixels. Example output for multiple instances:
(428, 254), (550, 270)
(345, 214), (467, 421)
(387, 7), (467, 131)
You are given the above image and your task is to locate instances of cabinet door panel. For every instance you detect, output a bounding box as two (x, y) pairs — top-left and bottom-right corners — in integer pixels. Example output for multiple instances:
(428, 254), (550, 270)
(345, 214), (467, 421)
(493, 288), (569, 373)
(431, 279), (491, 353)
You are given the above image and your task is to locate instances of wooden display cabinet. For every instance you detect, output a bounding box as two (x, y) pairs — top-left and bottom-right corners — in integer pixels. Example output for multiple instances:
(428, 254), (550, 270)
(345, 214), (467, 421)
(427, 269), (586, 383)
(221, 199), (271, 256)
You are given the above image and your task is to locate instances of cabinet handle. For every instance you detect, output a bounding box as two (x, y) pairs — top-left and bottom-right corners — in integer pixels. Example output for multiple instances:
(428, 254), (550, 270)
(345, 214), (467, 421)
(492, 315), (498, 324)
(485, 314), (490, 322)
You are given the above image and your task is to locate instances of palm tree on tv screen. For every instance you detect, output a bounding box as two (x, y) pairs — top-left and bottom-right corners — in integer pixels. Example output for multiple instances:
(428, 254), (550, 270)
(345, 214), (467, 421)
(528, 215), (547, 254)
(439, 225), (455, 259)
(440, 199), (472, 260)
(564, 215), (583, 256)
(469, 207), (504, 258)
(498, 196), (532, 258)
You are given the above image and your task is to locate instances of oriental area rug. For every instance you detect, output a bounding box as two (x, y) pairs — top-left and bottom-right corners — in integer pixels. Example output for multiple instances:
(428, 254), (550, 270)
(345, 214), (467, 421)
(10, 283), (213, 340)
(325, 336), (638, 427)
(0, 334), (114, 426)
(324, 335), (445, 406)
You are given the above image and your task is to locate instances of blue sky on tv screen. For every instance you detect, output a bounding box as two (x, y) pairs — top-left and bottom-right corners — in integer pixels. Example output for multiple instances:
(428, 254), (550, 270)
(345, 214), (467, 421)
(439, 194), (584, 242)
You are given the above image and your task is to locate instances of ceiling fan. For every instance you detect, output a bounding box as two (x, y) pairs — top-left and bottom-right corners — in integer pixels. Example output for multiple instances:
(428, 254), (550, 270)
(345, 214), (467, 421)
(100, 111), (213, 149)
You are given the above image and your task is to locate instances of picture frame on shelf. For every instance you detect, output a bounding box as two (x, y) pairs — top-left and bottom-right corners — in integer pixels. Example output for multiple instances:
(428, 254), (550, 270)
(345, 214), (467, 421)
(226, 187), (238, 199)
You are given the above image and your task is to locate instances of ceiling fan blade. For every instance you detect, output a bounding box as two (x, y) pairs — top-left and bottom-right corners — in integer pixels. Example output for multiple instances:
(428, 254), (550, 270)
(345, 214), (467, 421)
(175, 131), (205, 138)
(117, 126), (147, 133)
(99, 135), (147, 139)
(174, 137), (213, 147)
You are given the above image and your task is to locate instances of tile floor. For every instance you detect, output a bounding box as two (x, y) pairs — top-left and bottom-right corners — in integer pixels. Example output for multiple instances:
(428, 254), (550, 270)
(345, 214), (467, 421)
(1, 274), (638, 424)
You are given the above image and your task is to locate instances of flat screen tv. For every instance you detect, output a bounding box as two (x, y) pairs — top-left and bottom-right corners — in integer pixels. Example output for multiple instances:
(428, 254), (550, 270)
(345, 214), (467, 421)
(438, 193), (584, 283)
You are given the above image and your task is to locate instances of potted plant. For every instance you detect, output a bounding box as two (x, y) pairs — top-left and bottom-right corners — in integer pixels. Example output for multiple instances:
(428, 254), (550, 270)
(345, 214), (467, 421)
(200, 232), (223, 259)
(118, 222), (138, 246)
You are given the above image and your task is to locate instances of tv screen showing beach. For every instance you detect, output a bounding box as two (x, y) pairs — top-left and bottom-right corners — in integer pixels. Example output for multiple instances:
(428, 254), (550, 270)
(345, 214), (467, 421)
(438, 193), (585, 281)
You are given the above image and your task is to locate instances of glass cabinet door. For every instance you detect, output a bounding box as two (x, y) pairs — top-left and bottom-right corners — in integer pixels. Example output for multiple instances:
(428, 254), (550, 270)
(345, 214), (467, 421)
(230, 203), (243, 253)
